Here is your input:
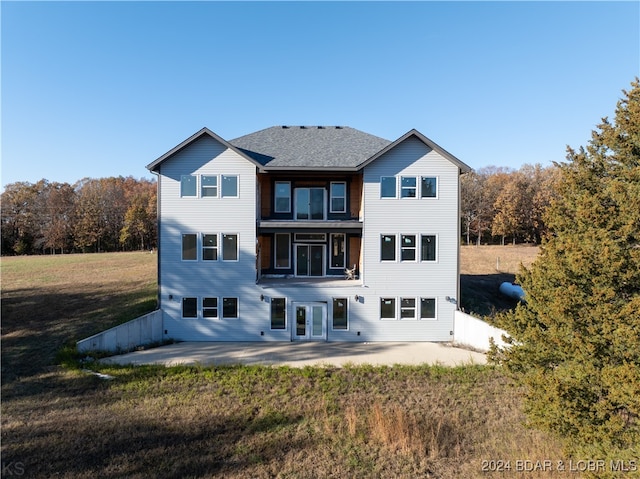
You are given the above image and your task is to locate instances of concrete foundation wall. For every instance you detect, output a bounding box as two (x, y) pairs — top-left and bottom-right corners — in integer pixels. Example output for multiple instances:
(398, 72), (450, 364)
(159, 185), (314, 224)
(77, 310), (163, 353)
(453, 310), (509, 352)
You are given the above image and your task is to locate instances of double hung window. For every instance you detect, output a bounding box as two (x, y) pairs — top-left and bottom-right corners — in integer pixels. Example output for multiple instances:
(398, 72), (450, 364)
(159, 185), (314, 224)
(401, 235), (416, 261)
(202, 298), (218, 318)
(330, 182), (346, 213)
(401, 177), (417, 198)
(202, 234), (218, 260)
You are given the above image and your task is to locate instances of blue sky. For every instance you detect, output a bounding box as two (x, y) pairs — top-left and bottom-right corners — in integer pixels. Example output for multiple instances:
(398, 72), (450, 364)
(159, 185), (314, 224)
(2, 1), (639, 188)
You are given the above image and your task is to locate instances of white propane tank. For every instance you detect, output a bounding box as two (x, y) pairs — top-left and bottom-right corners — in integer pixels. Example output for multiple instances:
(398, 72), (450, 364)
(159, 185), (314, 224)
(499, 282), (525, 301)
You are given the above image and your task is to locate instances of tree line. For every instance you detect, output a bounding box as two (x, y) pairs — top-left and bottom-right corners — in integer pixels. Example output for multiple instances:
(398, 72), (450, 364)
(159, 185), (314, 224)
(1, 176), (157, 255)
(2, 165), (561, 255)
(461, 163), (559, 246)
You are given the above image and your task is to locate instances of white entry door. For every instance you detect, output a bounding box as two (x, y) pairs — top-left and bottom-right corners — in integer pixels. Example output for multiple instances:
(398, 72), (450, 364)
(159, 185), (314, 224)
(292, 302), (327, 341)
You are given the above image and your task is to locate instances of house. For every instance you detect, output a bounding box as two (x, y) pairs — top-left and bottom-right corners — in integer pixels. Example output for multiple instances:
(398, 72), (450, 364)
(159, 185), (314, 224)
(146, 126), (471, 342)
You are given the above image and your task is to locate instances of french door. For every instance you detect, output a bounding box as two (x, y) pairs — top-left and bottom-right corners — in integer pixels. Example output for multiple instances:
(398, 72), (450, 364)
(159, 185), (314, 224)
(295, 244), (324, 276)
(295, 188), (325, 220)
(293, 302), (327, 340)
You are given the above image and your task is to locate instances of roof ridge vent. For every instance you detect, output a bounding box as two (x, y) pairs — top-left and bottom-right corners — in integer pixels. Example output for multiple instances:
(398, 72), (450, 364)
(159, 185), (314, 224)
(335, 126), (343, 129)
(282, 126), (289, 129)
(317, 126), (325, 129)
(300, 126), (307, 129)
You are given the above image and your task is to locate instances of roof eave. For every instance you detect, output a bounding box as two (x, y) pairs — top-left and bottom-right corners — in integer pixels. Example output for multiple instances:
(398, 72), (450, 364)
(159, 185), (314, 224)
(146, 127), (264, 172)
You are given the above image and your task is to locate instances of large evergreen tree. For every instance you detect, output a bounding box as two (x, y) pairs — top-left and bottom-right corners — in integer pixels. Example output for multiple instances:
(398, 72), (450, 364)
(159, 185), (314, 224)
(492, 80), (640, 457)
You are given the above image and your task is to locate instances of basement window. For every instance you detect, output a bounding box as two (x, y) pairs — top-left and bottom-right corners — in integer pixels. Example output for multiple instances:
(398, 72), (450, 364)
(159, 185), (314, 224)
(182, 297), (197, 318)
(380, 298), (396, 320)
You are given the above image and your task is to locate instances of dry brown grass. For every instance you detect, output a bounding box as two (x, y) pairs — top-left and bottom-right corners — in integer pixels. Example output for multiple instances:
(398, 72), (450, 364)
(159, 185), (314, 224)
(1, 249), (571, 478)
(460, 245), (540, 317)
(460, 244), (540, 275)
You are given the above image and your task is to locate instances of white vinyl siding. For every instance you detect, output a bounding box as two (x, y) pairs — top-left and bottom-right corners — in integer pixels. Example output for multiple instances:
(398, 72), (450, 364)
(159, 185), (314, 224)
(157, 134), (257, 341)
(362, 135), (462, 341)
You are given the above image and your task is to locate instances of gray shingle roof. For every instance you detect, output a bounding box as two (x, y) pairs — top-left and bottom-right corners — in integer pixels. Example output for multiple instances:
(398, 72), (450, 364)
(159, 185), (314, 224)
(230, 126), (392, 170)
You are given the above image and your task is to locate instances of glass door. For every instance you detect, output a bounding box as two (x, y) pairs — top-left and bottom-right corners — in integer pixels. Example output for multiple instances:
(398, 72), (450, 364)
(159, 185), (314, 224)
(295, 188), (325, 220)
(293, 303), (327, 340)
(295, 244), (324, 277)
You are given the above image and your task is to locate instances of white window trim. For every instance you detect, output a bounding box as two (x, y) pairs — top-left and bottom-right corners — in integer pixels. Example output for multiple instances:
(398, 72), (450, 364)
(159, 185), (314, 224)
(294, 233), (326, 242)
(180, 175), (198, 198)
(270, 297), (287, 330)
(202, 233), (219, 261)
(221, 233), (239, 262)
(420, 234), (439, 263)
(380, 176), (397, 199)
(181, 233), (198, 261)
(400, 176), (418, 199)
(380, 297), (397, 320)
(380, 234), (397, 262)
(181, 297), (198, 318)
(274, 181), (292, 213)
(420, 297), (438, 320)
(420, 176), (439, 199)
(400, 234), (418, 262)
(329, 181), (347, 213)
(222, 297), (239, 319)
(221, 175), (239, 198)
(329, 233), (346, 269)
(201, 175), (219, 198)
(294, 187), (326, 220)
(400, 297), (417, 320)
(274, 233), (291, 269)
(331, 297), (349, 331)
(202, 297), (219, 319)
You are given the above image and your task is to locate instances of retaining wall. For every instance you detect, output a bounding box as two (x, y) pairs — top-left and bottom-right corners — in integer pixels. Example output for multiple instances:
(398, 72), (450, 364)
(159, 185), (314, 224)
(77, 310), (163, 353)
(453, 310), (509, 352)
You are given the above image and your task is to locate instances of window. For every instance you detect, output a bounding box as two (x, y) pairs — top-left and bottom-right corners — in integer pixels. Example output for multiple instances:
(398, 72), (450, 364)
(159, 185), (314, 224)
(202, 234), (218, 261)
(421, 177), (437, 198)
(201, 175), (218, 197)
(380, 176), (396, 198)
(270, 298), (286, 329)
(222, 234), (238, 261)
(330, 182), (346, 213)
(182, 234), (197, 260)
(222, 297), (238, 318)
(274, 182), (291, 213)
(401, 235), (416, 261)
(295, 188), (325, 220)
(221, 175), (238, 197)
(182, 297), (197, 318)
(420, 298), (436, 319)
(401, 176), (417, 198)
(421, 235), (437, 261)
(181, 175), (197, 197)
(330, 233), (345, 268)
(380, 234), (396, 261)
(203, 297), (218, 318)
(274, 233), (290, 269)
(380, 298), (396, 320)
(400, 298), (416, 319)
(332, 298), (348, 330)
(294, 233), (326, 242)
